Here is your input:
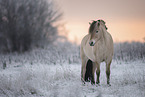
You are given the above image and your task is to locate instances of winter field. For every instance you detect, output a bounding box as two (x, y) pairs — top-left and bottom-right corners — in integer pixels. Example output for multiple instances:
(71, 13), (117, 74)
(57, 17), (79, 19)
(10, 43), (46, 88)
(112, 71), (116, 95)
(0, 42), (145, 97)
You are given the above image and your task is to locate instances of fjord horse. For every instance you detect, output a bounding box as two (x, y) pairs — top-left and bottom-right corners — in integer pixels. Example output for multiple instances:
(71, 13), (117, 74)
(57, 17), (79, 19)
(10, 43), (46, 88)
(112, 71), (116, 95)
(80, 20), (113, 85)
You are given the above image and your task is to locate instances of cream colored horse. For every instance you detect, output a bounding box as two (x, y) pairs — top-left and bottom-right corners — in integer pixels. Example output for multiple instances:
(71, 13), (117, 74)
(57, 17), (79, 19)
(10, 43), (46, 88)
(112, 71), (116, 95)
(80, 20), (113, 85)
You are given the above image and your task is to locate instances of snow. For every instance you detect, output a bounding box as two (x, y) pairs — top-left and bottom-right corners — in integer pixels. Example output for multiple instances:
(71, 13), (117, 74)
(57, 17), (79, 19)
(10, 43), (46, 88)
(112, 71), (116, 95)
(0, 42), (144, 97)
(0, 60), (144, 97)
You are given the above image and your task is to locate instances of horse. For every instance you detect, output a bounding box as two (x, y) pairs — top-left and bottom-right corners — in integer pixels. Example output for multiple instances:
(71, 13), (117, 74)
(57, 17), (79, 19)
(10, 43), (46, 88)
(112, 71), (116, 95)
(80, 19), (113, 85)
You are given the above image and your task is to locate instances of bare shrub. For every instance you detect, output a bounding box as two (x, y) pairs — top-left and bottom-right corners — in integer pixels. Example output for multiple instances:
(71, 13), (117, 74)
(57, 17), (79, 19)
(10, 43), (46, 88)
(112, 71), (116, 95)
(114, 42), (145, 61)
(0, 0), (62, 53)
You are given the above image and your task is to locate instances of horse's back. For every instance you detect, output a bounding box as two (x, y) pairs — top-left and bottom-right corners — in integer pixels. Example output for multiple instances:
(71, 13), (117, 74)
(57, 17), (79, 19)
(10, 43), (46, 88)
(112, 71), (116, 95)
(80, 34), (89, 58)
(105, 32), (113, 54)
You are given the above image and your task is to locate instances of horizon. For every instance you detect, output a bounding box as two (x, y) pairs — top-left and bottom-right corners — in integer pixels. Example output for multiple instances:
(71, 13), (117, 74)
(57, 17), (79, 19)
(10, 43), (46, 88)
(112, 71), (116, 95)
(55, 0), (145, 44)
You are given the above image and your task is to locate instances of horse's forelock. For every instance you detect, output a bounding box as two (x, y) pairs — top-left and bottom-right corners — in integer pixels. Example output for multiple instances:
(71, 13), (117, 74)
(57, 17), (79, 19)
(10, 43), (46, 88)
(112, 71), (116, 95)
(89, 20), (108, 34)
(89, 21), (97, 34)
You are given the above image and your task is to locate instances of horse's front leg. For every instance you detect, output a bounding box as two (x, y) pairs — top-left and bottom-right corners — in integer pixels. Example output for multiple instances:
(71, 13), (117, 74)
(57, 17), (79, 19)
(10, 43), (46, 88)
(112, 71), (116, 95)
(91, 62), (96, 85)
(106, 61), (112, 85)
(96, 63), (100, 85)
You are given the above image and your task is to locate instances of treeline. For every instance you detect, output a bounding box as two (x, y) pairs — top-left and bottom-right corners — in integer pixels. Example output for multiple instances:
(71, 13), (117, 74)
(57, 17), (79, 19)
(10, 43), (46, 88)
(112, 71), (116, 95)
(114, 42), (145, 61)
(0, 41), (144, 69)
(0, 0), (62, 53)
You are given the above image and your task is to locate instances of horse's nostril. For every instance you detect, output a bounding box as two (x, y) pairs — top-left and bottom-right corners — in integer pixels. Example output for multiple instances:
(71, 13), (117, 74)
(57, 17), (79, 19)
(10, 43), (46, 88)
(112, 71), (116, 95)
(89, 42), (94, 46)
(91, 42), (93, 45)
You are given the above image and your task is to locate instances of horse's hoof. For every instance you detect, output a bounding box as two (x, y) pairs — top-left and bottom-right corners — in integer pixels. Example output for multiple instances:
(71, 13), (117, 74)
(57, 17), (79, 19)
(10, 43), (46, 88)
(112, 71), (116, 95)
(91, 81), (95, 85)
(81, 81), (86, 86)
(82, 83), (85, 86)
(96, 84), (100, 87)
(91, 83), (95, 85)
(82, 81), (85, 85)
(107, 84), (111, 87)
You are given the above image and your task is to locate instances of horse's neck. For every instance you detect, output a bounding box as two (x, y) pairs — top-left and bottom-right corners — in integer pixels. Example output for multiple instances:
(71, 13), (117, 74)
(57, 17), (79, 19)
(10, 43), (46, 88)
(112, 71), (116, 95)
(101, 26), (108, 40)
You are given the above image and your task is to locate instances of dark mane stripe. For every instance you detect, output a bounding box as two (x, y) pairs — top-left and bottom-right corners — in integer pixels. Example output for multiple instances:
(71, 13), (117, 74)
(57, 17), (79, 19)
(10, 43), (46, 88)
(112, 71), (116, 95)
(99, 20), (108, 30)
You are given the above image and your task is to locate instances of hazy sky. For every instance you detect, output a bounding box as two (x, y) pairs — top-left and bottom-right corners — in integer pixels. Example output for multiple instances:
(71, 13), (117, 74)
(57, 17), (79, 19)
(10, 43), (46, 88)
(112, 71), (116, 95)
(55, 0), (145, 43)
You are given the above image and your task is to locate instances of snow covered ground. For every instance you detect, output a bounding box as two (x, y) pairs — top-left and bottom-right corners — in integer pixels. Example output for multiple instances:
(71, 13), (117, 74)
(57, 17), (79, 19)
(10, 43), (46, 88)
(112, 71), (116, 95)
(0, 60), (144, 97)
(0, 42), (144, 97)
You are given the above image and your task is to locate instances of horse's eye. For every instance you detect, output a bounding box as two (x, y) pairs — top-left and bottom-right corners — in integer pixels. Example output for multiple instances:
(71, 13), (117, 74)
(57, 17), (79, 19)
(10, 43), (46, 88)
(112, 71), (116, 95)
(96, 31), (98, 33)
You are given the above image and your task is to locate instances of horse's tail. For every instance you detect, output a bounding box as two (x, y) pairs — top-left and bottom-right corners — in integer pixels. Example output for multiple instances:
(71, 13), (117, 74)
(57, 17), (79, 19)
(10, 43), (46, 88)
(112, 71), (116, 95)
(85, 59), (93, 82)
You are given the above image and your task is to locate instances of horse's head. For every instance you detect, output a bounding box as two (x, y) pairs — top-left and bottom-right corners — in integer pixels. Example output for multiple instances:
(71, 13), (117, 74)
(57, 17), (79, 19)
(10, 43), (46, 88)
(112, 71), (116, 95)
(89, 20), (107, 46)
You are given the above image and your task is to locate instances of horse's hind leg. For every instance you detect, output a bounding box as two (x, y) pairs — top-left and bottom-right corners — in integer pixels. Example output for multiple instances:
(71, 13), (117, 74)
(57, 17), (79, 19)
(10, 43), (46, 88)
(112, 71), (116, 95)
(81, 57), (88, 83)
(106, 61), (112, 85)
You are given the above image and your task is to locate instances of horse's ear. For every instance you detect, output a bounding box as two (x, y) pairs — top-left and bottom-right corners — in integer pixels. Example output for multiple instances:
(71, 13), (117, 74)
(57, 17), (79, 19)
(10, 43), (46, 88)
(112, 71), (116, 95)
(89, 22), (91, 25)
(98, 20), (101, 27)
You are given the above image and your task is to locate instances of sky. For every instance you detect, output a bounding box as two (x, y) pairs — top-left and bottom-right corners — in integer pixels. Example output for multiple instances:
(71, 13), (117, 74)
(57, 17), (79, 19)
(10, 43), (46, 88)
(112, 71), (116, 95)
(55, 0), (145, 43)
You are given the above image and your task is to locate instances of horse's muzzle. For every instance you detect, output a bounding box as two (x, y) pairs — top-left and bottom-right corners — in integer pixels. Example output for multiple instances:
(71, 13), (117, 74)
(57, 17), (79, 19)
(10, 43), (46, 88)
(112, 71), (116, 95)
(89, 41), (95, 46)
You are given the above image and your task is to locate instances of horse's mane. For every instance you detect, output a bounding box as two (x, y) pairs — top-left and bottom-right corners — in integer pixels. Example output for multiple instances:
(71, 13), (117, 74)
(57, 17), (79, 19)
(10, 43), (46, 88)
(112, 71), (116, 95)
(89, 20), (108, 34)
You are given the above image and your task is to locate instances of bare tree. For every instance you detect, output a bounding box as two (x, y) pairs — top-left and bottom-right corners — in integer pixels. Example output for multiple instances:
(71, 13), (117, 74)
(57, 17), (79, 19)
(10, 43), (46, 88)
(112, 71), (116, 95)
(0, 0), (62, 52)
